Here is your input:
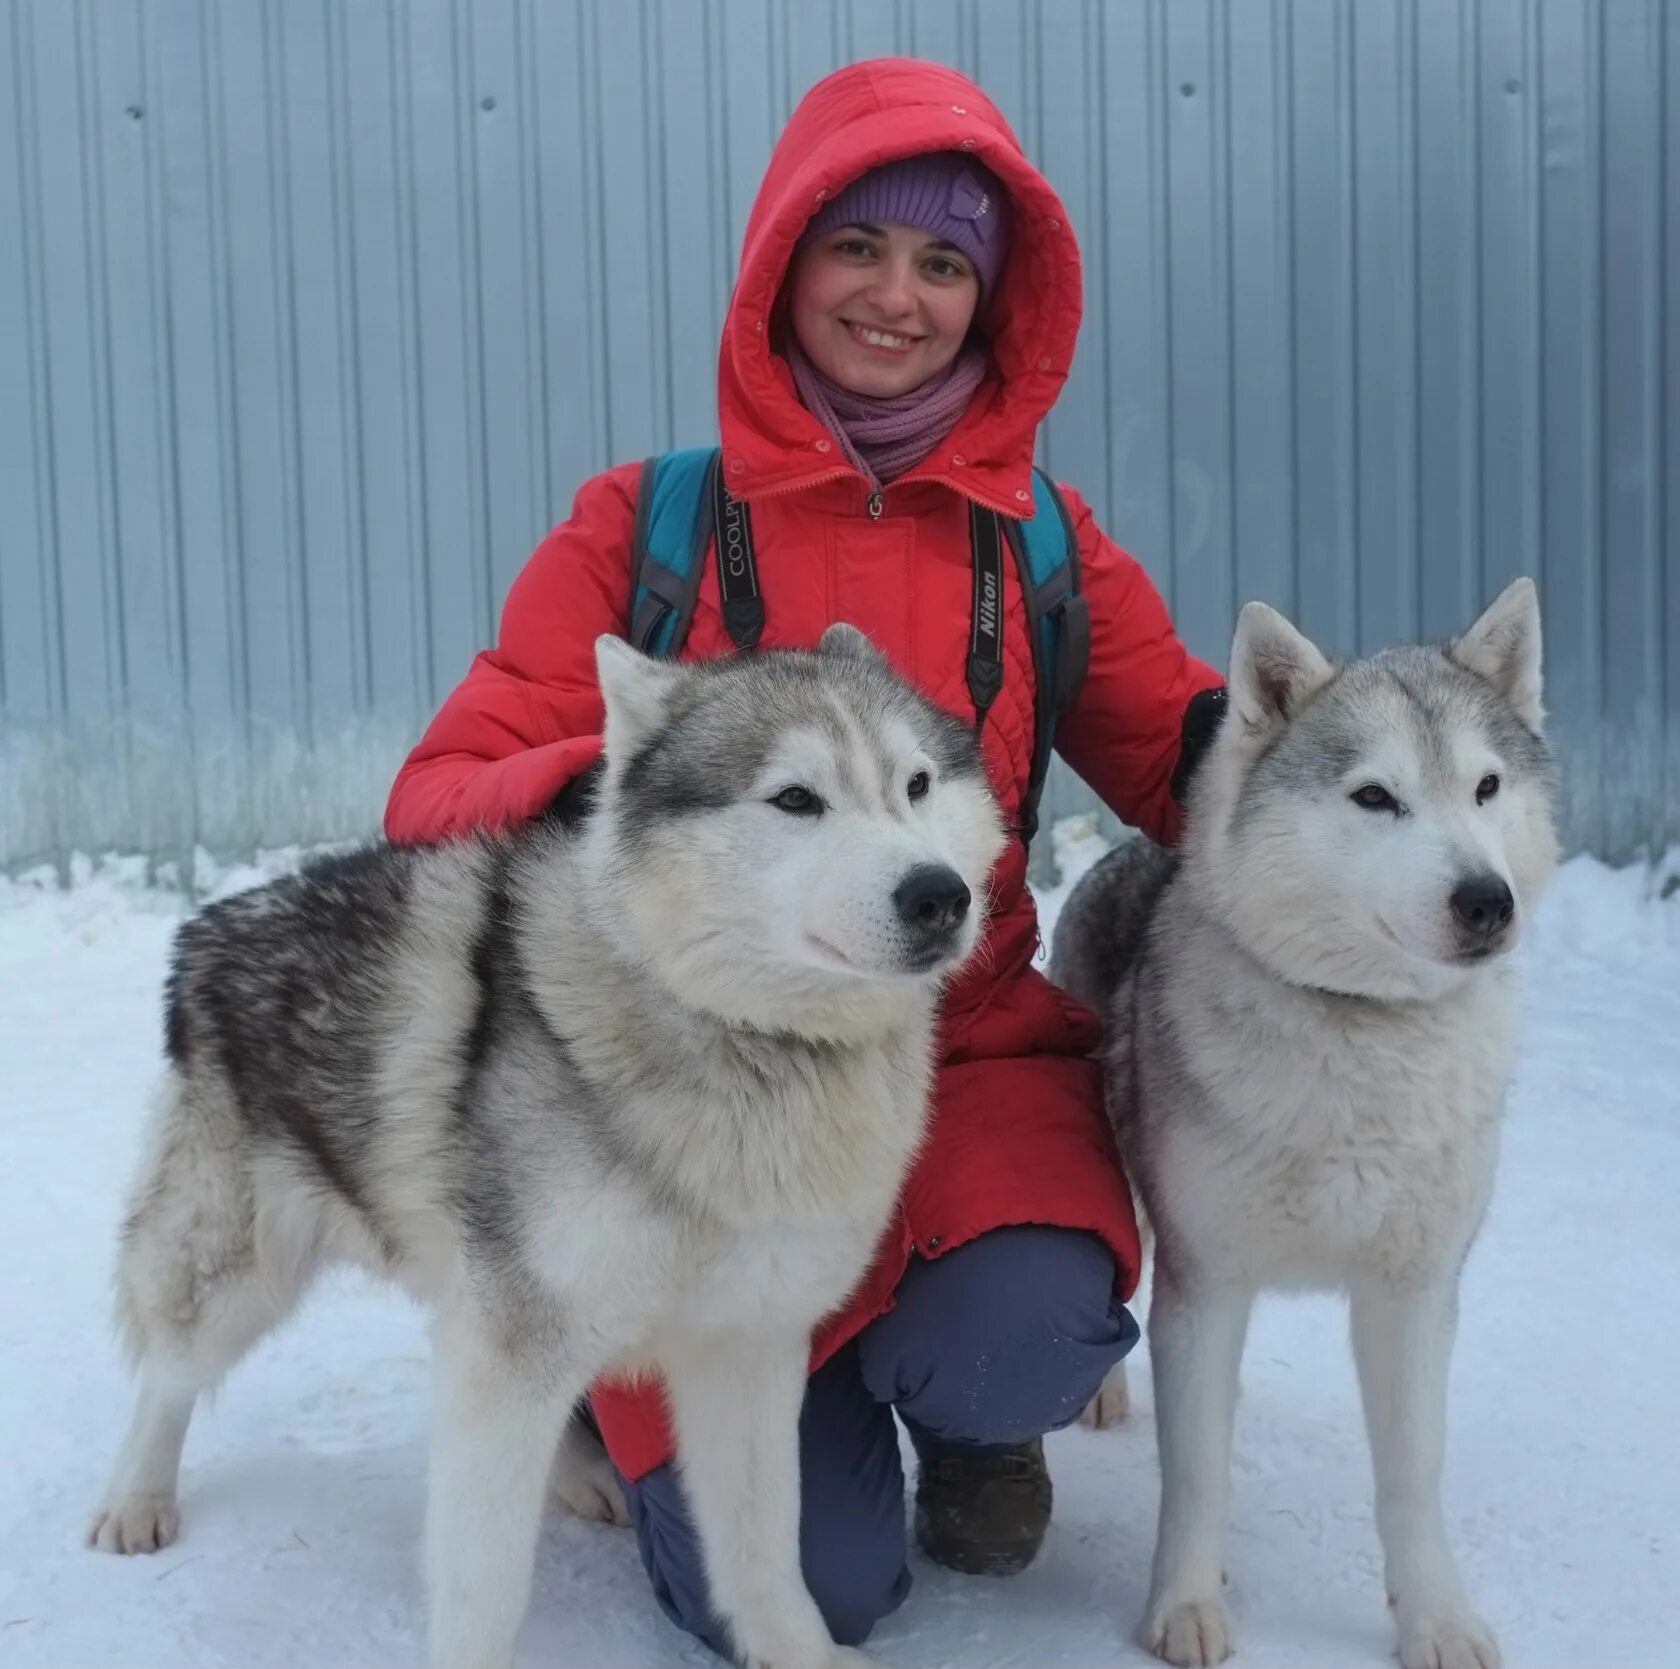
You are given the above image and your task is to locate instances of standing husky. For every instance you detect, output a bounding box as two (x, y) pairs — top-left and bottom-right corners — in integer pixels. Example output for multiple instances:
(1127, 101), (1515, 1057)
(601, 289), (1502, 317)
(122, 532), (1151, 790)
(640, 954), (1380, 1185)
(1051, 581), (1557, 1669)
(89, 625), (1005, 1669)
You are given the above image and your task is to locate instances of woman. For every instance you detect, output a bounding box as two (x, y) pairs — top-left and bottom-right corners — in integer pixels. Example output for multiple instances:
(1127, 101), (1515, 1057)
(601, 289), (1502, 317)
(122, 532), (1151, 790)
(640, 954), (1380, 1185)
(387, 57), (1223, 1654)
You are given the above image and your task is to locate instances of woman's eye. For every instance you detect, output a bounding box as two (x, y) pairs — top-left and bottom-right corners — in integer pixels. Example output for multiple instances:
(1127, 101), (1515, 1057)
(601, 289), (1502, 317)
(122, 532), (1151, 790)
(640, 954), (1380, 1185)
(770, 786), (822, 816)
(907, 771), (930, 801)
(1476, 773), (1500, 805)
(1350, 783), (1400, 814)
(835, 238), (875, 258)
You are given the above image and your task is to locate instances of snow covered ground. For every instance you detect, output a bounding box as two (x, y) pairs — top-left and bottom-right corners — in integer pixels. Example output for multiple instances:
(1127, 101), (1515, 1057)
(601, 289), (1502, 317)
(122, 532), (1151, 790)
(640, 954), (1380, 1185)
(2, 831), (1677, 1669)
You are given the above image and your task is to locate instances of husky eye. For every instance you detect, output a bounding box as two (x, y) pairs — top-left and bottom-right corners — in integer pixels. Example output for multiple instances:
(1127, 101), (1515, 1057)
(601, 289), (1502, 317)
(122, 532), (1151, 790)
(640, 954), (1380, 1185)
(770, 785), (823, 816)
(1476, 773), (1500, 805)
(1351, 783), (1400, 814)
(907, 770), (931, 801)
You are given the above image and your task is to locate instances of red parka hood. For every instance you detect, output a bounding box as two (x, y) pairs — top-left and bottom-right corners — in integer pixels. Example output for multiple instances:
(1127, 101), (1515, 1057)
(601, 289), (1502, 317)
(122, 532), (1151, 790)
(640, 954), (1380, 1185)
(718, 58), (1083, 514)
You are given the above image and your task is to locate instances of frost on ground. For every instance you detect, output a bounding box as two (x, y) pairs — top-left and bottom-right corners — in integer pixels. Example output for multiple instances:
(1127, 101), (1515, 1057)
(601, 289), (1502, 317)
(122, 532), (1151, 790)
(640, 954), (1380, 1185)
(1, 835), (1677, 1668)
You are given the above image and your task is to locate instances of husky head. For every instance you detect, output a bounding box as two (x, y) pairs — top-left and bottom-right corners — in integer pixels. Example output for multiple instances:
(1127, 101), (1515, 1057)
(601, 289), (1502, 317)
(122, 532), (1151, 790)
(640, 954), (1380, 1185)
(1188, 579), (1560, 1002)
(585, 626), (1007, 1034)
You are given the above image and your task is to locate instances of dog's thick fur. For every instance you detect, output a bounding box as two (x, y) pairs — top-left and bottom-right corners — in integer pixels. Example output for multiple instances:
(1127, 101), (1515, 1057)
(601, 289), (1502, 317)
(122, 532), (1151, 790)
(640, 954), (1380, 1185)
(89, 626), (1005, 1669)
(1051, 581), (1557, 1669)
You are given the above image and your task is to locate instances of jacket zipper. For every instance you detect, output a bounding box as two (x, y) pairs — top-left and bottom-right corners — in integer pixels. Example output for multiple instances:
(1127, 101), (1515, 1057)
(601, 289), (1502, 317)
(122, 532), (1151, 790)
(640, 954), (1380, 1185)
(866, 490), (884, 520)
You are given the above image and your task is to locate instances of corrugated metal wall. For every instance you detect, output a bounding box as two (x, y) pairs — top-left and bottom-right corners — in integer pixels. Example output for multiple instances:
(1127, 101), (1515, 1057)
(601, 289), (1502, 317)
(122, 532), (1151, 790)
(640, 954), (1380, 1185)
(2, 0), (1674, 875)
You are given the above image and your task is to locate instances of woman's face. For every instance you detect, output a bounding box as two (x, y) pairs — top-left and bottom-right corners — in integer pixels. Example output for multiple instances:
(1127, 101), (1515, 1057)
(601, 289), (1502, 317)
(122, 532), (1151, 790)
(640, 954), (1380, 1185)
(787, 220), (981, 398)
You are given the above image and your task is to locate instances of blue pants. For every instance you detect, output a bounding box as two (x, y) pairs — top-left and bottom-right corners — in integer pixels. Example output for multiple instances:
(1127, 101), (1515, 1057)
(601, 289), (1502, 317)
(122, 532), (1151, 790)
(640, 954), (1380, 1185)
(620, 1225), (1140, 1655)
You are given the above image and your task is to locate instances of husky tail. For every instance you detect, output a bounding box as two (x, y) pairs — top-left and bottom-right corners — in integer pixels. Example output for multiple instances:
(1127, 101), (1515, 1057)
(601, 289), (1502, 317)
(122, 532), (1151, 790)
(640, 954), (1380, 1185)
(1047, 837), (1176, 1018)
(1048, 836), (1175, 1435)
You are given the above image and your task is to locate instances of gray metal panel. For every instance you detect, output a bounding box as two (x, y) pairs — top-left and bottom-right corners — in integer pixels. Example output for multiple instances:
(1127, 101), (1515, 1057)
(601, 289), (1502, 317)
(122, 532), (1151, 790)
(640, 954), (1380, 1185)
(2, 0), (1675, 875)
(1352, 0), (1419, 652)
(1598, 0), (1667, 860)
(1536, 0), (1605, 852)
(1225, 0), (1297, 631)
(1099, 2), (1175, 613)
(530, 0), (608, 514)
(1667, 0), (1680, 856)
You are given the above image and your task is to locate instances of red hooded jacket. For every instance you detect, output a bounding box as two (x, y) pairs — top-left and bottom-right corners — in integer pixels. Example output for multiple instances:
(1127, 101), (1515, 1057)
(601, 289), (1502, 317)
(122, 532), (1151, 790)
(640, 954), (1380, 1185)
(385, 58), (1222, 1481)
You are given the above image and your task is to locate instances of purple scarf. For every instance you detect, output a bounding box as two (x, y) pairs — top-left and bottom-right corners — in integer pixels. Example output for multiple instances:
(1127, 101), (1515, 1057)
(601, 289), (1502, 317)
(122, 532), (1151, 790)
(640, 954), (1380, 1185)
(787, 339), (989, 491)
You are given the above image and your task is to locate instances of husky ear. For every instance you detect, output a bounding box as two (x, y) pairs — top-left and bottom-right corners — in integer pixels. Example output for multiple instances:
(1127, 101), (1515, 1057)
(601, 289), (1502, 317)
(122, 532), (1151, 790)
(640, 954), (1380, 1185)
(595, 636), (681, 760)
(817, 622), (885, 664)
(1228, 602), (1333, 737)
(1451, 577), (1543, 731)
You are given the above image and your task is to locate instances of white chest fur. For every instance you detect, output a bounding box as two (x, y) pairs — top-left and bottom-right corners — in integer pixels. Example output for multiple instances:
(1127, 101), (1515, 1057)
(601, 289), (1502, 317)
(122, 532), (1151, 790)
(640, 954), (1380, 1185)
(678, 1219), (876, 1336)
(1145, 943), (1518, 1289)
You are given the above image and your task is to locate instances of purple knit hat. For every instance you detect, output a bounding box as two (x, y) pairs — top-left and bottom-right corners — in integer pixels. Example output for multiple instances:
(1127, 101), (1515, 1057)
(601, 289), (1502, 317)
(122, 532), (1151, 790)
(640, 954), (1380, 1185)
(800, 152), (1011, 298)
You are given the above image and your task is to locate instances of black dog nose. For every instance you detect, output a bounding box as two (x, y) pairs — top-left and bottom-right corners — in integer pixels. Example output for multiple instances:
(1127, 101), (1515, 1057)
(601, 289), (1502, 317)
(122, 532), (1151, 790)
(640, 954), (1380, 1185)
(894, 865), (971, 937)
(1450, 875), (1515, 936)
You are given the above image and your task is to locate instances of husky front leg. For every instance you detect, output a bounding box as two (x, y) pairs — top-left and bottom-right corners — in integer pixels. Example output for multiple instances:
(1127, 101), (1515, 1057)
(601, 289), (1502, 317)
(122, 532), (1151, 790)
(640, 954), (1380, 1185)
(1141, 1273), (1254, 1667)
(663, 1329), (884, 1669)
(424, 1303), (581, 1669)
(88, 1371), (196, 1553)
(1350, 1275), (1501, 1669)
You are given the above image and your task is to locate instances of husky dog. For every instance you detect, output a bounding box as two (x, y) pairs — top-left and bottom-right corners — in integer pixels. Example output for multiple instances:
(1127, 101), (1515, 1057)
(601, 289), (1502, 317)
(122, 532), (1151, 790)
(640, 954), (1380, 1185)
(89, 625), (1005, 1669)
(1051, 581), (1557, 1669)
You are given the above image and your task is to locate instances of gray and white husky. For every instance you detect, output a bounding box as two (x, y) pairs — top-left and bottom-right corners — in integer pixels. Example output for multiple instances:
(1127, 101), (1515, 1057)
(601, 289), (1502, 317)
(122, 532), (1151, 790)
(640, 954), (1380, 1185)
(1051, 581), (1558, 1669)
(89, 625), (1005, 1669)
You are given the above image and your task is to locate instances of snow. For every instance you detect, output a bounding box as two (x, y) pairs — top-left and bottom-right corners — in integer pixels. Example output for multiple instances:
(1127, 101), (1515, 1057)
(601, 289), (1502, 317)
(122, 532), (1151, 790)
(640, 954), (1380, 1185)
(2, 835), (1677, 1669)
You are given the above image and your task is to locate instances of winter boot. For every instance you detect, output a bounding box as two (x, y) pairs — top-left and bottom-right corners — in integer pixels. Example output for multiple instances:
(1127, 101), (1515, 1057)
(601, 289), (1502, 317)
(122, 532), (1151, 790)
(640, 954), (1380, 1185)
(913, 1438), (1052, 1576)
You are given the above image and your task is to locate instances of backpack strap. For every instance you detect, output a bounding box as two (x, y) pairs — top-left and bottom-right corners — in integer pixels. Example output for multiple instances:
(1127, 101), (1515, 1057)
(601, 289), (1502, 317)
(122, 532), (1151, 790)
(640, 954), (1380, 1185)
(965, 500), (1007, 732)
(629, 447), (763, 657)
(629, 447), (720, 656)
(710, 457), (765, 650)
(996, 467), (1089, 843)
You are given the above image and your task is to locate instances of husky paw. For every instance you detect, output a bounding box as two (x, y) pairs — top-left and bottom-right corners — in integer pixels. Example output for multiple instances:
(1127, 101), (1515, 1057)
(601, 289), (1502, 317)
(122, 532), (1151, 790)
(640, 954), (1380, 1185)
(1143, 1594), (1234, 1666)
(547, 1447), (630, 1528)
(1080, 1361), (1131, 1429)
(1397, 1608), (1501, 1669)
(87, 1493), (179, 1555)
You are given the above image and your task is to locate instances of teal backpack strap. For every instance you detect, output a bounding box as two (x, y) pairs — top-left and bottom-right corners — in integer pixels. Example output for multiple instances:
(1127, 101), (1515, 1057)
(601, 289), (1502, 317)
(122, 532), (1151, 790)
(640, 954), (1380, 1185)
(998, 466), (1090, 842)
(629, 446), (765, 657)
(628, 447), (722, 657)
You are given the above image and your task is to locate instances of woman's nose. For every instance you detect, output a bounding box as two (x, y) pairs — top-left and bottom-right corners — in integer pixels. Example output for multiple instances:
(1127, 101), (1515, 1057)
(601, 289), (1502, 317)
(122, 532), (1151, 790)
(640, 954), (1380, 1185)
(862, 257), (918, 318)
